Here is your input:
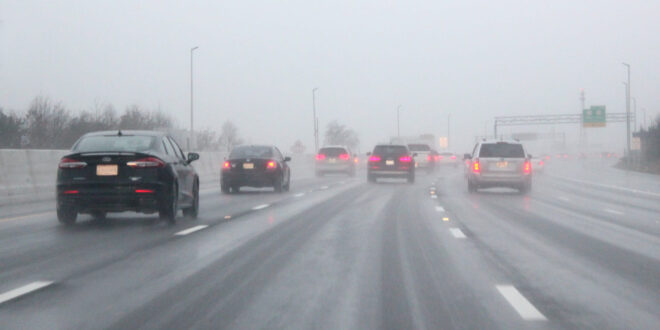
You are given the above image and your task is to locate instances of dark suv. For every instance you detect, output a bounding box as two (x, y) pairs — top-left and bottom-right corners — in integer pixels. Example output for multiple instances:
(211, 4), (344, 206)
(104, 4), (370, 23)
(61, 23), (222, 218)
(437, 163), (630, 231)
(367, 144), (415, 183)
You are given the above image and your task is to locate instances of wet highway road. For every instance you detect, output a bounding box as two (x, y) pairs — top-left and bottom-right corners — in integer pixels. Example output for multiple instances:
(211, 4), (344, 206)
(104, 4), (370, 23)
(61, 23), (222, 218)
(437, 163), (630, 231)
(0, 160), (659, 329)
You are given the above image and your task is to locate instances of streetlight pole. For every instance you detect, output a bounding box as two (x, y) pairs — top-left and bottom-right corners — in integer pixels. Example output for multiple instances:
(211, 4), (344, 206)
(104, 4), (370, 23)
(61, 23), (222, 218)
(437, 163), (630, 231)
(623, 62), (631, 157)
(190, 46), (199, 150)
(642, 108), (647, 130)
(447, 114), (451, 150)
(397, 105), (402, 137)
(632, 97), (637, 131)
(312, 88), (319, 153)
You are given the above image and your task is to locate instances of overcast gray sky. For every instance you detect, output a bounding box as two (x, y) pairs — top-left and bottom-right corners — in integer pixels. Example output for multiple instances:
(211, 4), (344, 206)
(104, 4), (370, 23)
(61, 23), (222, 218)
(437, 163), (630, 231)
(1, 0), (659, 152)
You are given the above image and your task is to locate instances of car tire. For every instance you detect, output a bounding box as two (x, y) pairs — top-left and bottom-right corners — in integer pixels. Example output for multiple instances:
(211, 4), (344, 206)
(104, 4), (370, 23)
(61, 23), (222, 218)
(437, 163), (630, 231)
(91, 211), (107, 222)
(283, 176), (291, 192)
(274, 175), (284, 193)
(221, 183), (230, 194)
(231, 185), (241, 194)
(159, 183), (178, 225)
(183, 180), (199, 219)
(57, 207), (77, 225)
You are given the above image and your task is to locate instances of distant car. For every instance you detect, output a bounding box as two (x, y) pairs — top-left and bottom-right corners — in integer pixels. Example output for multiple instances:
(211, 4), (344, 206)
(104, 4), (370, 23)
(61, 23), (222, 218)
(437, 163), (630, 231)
(315, 146), (356, 177)
(531, 157), (545, 174)
(438, 152), (459, 167)
(221, 145), (291, 193)
(465, 140), (532, 193)
(56, 130), (200, 225)
(367, 144), (415, 183)
(408, 143), (433, 173)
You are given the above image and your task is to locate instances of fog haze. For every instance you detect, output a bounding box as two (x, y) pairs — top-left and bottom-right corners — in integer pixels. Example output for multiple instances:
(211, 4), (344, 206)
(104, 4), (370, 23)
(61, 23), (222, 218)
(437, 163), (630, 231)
(2, 0), (659, 152)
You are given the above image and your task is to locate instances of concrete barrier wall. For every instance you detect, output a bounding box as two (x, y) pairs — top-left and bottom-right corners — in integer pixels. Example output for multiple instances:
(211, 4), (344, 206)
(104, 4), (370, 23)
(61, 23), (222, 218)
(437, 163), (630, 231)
(0, 149), (314, 206)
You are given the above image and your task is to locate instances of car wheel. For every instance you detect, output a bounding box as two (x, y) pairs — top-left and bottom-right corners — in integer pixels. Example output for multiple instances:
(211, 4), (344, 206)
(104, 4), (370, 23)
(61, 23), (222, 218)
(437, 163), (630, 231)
(183, 180), (199, 219)
(91, 211), (107, 222)
(231, 185), (241, 194)
(57, 207), (77, 225)
(274, 175), (284, 193)
(283, 177), (291, 192)
(159, 183), (178, 224)
(221, 183), (230, 194)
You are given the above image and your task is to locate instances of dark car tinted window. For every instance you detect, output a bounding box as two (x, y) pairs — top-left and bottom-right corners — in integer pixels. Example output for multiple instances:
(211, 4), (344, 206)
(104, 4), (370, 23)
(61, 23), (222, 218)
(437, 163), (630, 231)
(373, 145), (408, 156)
(230, 146), (273, 159)
(73, 135), (158, 153)
(478, 143), (525, 158)
(408, 144), (431, 151)
(319, 147), (348, 157)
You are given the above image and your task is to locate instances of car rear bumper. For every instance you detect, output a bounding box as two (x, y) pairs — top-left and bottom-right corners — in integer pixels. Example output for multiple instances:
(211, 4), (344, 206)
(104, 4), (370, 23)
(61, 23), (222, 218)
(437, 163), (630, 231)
(222, 171), (279, 188)
(316, 163), (354, 173)
(56, 183), (166, 213)
(368, 170), (411, 178)
(469, 174), (531, 187)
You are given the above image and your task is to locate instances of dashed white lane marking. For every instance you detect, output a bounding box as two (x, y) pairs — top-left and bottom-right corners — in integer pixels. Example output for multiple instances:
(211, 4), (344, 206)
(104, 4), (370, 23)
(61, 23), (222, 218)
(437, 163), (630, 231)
(174, 225), (208, 236)
(0, 211), (53, 223)
(435, 206), (445, 212)
(431, 195), (438, 199)
(558, 196), (570, 202)
(0, 281), (54, 305)
(604, 208), (624, 215)
(252, 204), (270, 210)
(320, 185), (329, 190)
(294, 193), (305, 198)
(496, 285), (547, 321)
(449, 228), (466, 238)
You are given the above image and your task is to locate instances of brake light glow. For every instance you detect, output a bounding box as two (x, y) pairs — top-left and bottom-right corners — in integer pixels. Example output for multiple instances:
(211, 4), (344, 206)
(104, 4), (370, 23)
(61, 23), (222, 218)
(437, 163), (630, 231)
(63, 190), (79, 194)
(473, 160), (480, 173)
(126, 157), (165, 168)
(135, 189), (155, 194)
(434, 155), (440, 161)
(59, 158), (87, 169)
(339, 153), (350, 160)
(524, 161), (531, 173)
(451, 155), (456, 159)
(427, 155), (432, 161)
(316, 154), (326, 161)
(354, 157), (359, 163)
(266, 160), (277, 169)
(368, 156), (381, 162)
(399, 156), (412, 163)
(222, 161), (231, 170)
(539, 160), (544, 166)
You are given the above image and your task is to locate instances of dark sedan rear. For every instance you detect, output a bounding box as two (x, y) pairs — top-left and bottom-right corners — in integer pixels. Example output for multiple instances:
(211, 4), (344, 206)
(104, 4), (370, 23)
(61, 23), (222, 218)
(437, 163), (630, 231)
(221, 145), (291, 193)
(367, 144), (415, 183)
(56, 130), (200, 225)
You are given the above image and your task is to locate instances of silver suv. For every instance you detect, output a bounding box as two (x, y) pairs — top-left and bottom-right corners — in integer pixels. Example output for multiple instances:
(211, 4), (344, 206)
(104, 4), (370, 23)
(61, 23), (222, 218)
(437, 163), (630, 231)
(465, 140), (532, 193)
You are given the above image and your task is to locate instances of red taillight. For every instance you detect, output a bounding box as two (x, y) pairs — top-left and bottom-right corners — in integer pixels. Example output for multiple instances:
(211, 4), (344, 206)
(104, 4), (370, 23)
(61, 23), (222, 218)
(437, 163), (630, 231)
(473, 160), (480, 173)
(399, 156), (412, 163)
(339, 153), (350, 160)
(222, 161), (231, 170)
(368, 155), (381, 162)
(539, 160), (544, 166)
(316, 154), (326, 161)
(524, 161), (531, 173)
(451, 155), (456, 159)
(63, 190), (79, 194)
(434, 155), (440, 161)
(59, 158), (87, 169)
(135, 189), (155, 194)
(126, 157), (165, 168)
(266, 160), (277, 169)
(427, 155), (432, 161)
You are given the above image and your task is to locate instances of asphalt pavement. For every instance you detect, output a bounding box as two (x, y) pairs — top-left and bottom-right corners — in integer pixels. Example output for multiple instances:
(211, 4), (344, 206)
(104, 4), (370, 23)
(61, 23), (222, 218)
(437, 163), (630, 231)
(0, 159), (659, 329)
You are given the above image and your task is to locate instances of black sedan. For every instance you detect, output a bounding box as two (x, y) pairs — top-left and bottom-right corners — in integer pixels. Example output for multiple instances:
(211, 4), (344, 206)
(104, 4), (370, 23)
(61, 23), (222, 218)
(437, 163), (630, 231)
(56, 130), (200, 225)
(367, 144), (416, 183)
(221, 145), (291, 193)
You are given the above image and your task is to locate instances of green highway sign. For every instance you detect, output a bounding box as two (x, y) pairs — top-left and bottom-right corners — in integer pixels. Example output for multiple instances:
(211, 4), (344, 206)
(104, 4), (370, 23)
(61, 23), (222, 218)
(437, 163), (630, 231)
(583, 105), (606, 127)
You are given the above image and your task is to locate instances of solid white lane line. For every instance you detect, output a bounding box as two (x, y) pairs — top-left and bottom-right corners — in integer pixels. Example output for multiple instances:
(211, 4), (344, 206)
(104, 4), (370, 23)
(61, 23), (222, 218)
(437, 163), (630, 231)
(0, 281), (54, 305)
(496, 285), (547, 321)
(435, 206), (445, 212)
(174, 225), (209, 236)
(252, 204), (270, 210)
(294, 193), (305, 198)
(0, 211), (53, 223)
(449, 228), (466, 239)
(604, 208), (624, 215)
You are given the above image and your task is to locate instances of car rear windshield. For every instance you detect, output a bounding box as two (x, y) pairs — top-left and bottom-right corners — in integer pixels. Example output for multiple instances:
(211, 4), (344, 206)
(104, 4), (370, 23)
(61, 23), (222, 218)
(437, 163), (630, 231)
(318, 147), (347, 157)
(408, 144), (431, 151)
(230, 146), (273, 159)
(73, 135), (158, 153)
(478, 143), (525, 158)
(373, 145), (408, 156)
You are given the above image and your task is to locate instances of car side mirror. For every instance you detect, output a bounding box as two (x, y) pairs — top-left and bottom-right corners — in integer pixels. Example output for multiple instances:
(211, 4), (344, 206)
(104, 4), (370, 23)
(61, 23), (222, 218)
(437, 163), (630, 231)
(284, 156), (291, 162)
(366, 152), (371, 156)
(463, 153), (472, 160)
(187, 152), (200, 163)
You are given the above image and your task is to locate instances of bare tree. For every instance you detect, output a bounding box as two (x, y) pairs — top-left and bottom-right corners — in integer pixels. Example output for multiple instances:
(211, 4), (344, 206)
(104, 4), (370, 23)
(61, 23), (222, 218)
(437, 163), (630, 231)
(218, 120), (242, 152)
(323, 121), (359, 149)
(0, 108), (23, 148)
(23, 96), (71, 148)
(195, 129), (218, 151)
(290, 139), (306, 154)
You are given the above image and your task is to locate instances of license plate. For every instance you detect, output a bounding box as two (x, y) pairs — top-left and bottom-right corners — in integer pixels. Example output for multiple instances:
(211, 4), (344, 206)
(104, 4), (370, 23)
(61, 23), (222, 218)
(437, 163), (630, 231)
(96, 164), (118, 176)
(329, 158), (336, 163)
(385, 160), (395, 166)
(496, 161), (508, 168)
(243, 163), (254, 169)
